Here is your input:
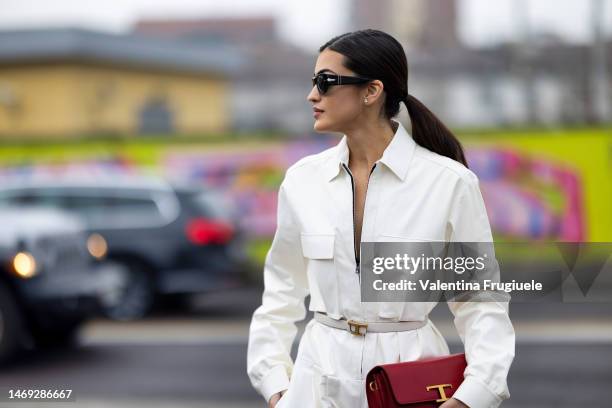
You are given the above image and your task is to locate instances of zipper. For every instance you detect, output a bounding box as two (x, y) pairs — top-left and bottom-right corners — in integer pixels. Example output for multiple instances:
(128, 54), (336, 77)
(342, 163), (359, 275)
(342, 162), (377, 278)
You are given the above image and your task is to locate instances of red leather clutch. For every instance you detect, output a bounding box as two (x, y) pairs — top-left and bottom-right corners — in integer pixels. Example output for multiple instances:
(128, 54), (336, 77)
(365, 353), (467, 408)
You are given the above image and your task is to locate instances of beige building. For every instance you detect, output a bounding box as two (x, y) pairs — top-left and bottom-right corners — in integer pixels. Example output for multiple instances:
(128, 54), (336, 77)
(0, 28), (243, 138)
(132, 16), (318, 133)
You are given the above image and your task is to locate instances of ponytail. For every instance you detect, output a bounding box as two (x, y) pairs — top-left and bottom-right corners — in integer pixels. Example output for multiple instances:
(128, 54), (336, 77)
(404, 94), (468, 168)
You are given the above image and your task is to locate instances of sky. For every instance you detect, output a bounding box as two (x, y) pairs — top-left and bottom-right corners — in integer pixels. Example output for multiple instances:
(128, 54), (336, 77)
(0, 0), (610, 51)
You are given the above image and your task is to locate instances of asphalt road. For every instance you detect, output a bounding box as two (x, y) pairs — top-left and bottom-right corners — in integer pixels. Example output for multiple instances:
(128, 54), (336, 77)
(0, 287), (610, 408)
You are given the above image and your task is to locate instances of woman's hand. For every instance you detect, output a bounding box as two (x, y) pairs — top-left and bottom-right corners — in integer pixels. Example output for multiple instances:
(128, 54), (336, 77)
(439, 397), (469, 408)
(268, 390), (287, 408)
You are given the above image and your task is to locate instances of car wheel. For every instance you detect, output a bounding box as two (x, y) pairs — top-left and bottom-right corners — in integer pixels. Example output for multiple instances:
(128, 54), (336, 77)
(103, 261), (154, 321)
(0, 282), (25, 364)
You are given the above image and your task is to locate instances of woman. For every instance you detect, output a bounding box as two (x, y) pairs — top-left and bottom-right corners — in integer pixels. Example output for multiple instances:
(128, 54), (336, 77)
(247, 29), (515, 408)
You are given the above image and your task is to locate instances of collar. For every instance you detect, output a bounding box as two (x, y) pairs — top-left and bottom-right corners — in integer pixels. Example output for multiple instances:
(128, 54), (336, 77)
(322, 119), (416, 182)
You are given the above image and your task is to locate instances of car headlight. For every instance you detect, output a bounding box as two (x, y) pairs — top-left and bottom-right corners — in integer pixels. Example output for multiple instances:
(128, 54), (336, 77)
(13, 251), (37, 279)
(87, 233), (108, 259)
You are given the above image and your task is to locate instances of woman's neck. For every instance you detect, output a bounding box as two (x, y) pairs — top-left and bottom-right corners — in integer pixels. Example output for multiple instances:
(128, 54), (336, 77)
(346, 120), (397, 170)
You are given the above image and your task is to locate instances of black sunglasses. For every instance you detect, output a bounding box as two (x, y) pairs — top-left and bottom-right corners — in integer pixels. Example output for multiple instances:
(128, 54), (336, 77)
(311, 72), (373, 95)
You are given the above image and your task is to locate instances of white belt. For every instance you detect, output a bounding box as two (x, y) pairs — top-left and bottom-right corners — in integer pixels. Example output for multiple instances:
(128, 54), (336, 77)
(314, 312), (427, 336)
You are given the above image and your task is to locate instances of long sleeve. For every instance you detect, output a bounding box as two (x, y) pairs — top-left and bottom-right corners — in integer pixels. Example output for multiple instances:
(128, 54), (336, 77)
(445, 171), (516, 408)
(246, 175), (309, 404)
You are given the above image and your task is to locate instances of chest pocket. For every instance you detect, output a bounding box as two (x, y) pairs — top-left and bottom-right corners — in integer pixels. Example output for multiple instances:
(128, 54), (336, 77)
(300, 232), (338, 314)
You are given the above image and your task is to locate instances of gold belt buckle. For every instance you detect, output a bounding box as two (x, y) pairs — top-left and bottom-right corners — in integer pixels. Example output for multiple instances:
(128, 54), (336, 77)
(347, 319), (368, 336)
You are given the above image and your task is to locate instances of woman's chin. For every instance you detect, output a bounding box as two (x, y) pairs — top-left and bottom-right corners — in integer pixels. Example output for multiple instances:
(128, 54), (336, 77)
(313, 119), (330, 132)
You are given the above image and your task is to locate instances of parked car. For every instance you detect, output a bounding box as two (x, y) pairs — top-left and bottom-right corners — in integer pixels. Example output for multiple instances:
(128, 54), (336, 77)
(0, 207), (125, 364)
(0, 175), (250, 320)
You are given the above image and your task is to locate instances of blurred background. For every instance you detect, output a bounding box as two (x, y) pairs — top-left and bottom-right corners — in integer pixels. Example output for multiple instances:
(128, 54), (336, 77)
(0, 0), (610, 407)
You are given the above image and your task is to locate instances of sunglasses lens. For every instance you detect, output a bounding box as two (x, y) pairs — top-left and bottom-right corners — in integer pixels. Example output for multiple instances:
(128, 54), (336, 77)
(317, 75), (328, 94)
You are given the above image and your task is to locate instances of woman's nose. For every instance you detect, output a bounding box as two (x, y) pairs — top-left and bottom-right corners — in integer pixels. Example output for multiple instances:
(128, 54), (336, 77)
(307, 85), (320, 103)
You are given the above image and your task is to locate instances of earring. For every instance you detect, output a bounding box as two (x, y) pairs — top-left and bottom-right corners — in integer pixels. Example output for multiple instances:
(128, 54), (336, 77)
(364, 98), (368, 104)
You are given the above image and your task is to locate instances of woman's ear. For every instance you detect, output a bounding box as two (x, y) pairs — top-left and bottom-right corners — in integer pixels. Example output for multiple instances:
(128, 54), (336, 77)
(365, 79), (385, 104)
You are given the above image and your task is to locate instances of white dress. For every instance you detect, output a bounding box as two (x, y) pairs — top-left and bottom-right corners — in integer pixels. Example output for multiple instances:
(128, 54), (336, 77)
(247, 119), (515, 408)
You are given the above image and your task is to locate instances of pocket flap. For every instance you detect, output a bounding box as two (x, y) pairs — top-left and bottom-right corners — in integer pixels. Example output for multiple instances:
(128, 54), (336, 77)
(300, 233), (335, 259)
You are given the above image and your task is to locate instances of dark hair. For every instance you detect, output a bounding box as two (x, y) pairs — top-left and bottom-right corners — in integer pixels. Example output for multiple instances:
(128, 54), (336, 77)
(320, 29), (468, 167)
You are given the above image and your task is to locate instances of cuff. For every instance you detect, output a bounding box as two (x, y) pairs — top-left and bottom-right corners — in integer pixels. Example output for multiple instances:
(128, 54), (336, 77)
(452, 376), (504, 408)
(260, 365), (290, 404)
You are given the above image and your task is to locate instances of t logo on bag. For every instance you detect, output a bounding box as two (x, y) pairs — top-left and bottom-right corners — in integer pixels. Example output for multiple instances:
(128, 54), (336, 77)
(425, 384), (453, 402)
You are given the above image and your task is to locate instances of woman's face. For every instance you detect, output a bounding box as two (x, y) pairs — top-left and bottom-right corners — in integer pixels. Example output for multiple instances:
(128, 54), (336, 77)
(307, 49), (368, 134)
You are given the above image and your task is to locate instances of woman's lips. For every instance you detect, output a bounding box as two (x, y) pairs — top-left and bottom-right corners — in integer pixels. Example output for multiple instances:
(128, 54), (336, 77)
(313, 111), (323, 119)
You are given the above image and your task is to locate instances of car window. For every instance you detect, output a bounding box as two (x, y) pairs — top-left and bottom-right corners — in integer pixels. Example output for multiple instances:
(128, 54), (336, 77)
(64, 194), (165, 228)
(0, 191), (63, 207)
(0, 189), (169, 228)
